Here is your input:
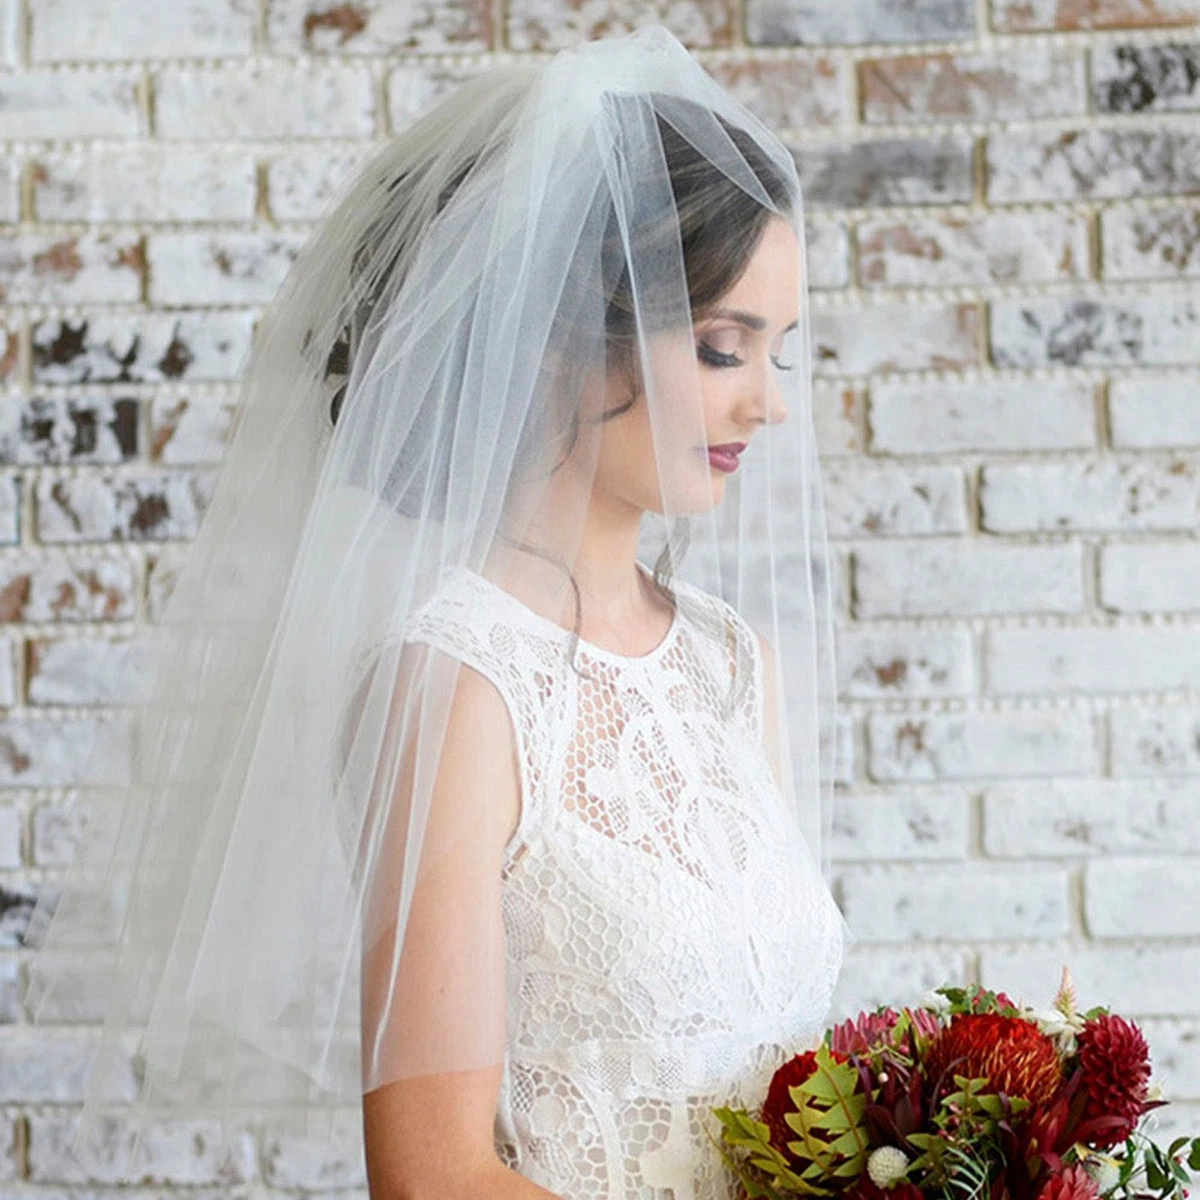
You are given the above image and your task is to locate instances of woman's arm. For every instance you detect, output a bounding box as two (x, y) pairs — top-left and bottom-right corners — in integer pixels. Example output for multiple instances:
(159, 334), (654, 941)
(356, 645), (553, 1198)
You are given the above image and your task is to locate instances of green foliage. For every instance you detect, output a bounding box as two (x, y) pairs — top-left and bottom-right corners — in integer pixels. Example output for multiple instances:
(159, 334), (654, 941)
(711, 1048), (870, 1198)
(1100, 1131), (1200, 1200)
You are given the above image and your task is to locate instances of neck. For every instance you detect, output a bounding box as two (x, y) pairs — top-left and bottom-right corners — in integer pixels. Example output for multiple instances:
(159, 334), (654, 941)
(494, 470), (649, 619)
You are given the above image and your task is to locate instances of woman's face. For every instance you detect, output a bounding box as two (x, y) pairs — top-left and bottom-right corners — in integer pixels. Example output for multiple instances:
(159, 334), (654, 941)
(590, 214), (801, 517)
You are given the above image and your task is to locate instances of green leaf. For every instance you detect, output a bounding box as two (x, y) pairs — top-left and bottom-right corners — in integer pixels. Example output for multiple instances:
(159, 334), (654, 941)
(1189, 1141), (1200, 1172)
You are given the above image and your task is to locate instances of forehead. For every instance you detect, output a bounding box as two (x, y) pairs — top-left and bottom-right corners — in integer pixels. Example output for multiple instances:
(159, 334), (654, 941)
(713, 216), (801, 313)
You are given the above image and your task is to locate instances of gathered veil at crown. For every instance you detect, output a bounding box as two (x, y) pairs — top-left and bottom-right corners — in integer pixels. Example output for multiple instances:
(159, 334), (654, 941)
(21, 25), (850, 1163)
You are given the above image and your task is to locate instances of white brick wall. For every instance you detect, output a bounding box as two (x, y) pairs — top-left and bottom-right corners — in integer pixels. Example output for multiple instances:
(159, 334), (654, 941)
(3, 0), (1199, 1191)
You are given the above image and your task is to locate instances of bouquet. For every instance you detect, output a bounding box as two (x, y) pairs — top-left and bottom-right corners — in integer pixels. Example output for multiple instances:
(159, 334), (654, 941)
(711, 969), (1199, 1200)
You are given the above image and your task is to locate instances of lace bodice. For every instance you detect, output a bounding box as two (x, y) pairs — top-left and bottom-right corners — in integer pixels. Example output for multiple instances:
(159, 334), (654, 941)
(402, 563), (844, 1199)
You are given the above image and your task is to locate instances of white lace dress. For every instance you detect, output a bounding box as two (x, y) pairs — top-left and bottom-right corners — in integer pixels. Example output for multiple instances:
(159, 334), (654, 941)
(402, 563), (844, 1200)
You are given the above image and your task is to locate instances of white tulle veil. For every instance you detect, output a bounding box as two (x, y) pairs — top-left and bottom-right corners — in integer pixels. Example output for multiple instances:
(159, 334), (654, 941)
(21, 24), (850, 1164)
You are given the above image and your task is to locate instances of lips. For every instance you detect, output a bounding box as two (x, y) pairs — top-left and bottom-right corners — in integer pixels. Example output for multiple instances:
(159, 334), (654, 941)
(706, 442), (745, 472)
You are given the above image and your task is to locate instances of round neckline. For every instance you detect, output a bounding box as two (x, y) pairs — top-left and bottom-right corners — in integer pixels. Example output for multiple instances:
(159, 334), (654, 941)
(457, 560), (683, 666)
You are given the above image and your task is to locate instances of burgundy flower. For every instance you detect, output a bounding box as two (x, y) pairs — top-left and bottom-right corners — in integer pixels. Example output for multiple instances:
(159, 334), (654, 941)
(761, 1049), (849, 1169)
(1037, 1164), (1101, 1200)
(1076, 1014), (1152, 1149)
(847, 1176), (925, 1200)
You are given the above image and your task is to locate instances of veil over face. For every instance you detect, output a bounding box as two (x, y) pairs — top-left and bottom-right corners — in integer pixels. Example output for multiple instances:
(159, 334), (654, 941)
(21, 24), (849, 1161)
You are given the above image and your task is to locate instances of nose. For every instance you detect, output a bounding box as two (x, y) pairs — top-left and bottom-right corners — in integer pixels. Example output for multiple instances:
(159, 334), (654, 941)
(740, 355), (789, 429)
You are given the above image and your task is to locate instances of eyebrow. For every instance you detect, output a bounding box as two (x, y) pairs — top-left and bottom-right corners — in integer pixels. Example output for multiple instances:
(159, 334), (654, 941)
(703, 308), (800, 334)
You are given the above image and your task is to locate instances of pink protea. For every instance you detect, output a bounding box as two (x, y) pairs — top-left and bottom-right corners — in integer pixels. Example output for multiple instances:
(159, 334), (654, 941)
(831, 1007), (942, 1057)
(1037, 1164), (1101, 1200)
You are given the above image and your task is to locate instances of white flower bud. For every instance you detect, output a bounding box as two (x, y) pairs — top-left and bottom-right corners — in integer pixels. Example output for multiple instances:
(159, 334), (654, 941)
(867, 1146), (909, 1189)
(1082, 1156), (1121, 1195)
(920, 990), (951, 1015)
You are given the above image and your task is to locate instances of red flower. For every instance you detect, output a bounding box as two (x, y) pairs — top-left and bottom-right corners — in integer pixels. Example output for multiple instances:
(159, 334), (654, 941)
(924, 1014), (1063, 1108)
(1037, 1165), (1101, 1200)
(761, 1049), (845, 1168)
(1076, 1014), (1152, 1148)
(847, 1177), (924, 1200)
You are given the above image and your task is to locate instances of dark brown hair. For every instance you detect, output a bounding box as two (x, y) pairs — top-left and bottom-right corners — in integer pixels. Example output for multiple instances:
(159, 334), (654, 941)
(325, 98), (794, 678)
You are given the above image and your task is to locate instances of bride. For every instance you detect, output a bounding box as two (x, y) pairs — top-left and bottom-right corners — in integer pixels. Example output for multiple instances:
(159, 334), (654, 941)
(23, 24), (850, 1200)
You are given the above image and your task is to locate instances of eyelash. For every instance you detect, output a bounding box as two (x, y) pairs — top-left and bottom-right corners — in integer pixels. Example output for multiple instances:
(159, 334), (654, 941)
(697, 341), (796, 372)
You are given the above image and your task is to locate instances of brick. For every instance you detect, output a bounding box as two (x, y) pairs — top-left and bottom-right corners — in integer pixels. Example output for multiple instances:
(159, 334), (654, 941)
(870, 379), (1096, 454)
(827, 945), (970, 1022)
(0, 473), (21, 544)
(0, 233), (142, 305)
(1110, 374), (1200, 448)
(1086, 856), (1200, 936)
(156, 63), (375, 139)
(981, 459), (1200, 533)
(987, 626), (1200, 695)
(0, 802), (19, 867)
(0, 716), (132, 787)
(28, 637), (149, 706)
(706, 58), (845, 130)
(805, 219), (850, 290)
(822, 464), (967, 538)
(0, 157), (18, 223)
(150, 392), (239, 464)
(859, 211), (1087, 288)
(988, 128), (1200, 203)
(794, 137), (974, 210)
(1137, 1018), (1200, 1098)
(1103, 205), (1200, 280)
(1149, 1101), (1200, 1142)
(985, 779), (1200, 857)
(854, 541), (1084, 618)
(868, 709), (1095, 782)
(747, 0), (974, 45)
(0, 957), (18, 1022)
(840, 863), (1070, 941)
(981, 945), (1200, 1017)
(993, 0), (1200, 31)
(33, 148), (256, 224)
(834, 713), (855, 787)
(1102, 542), (1200, 612)
(147, 232), (305, 306)
(812, 302), (980, 376)
(508, 1), (733, 51)
(0, 69), (142, 139)
(1093, 44), (1200, 114)
(146, 545), (188, 621)
(813, 384), (863, 456)
(838, 627), (973, 698)
(387, 63), (483, 130)
(991, 296), (1200, 369)
(28, 1112), (256, 1185)
(36, 472), (216, 544)
(24, 955), (140, 1022)
(0, 881), (35, 945)
(0, 1029), (137, 1102)
(269, 0), (492, 53)
(0, 396), (138, 466)
(0, 636), (16, 707)
(831, 788), (970, 859)
(1110, 706), (1200, 776)
(266, 147), (374, 222)
(862, 46), (1084, 123)
(31, 0), (256, 60)
(0, 558), (136, 623)
(31, 800), (84, 867)
(262, 1108), (365, 1189)
(33, 312), (255, 385)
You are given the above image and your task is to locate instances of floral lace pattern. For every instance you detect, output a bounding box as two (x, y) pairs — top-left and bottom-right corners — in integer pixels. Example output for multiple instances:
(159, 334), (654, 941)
(403, 564), (844, 1199)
